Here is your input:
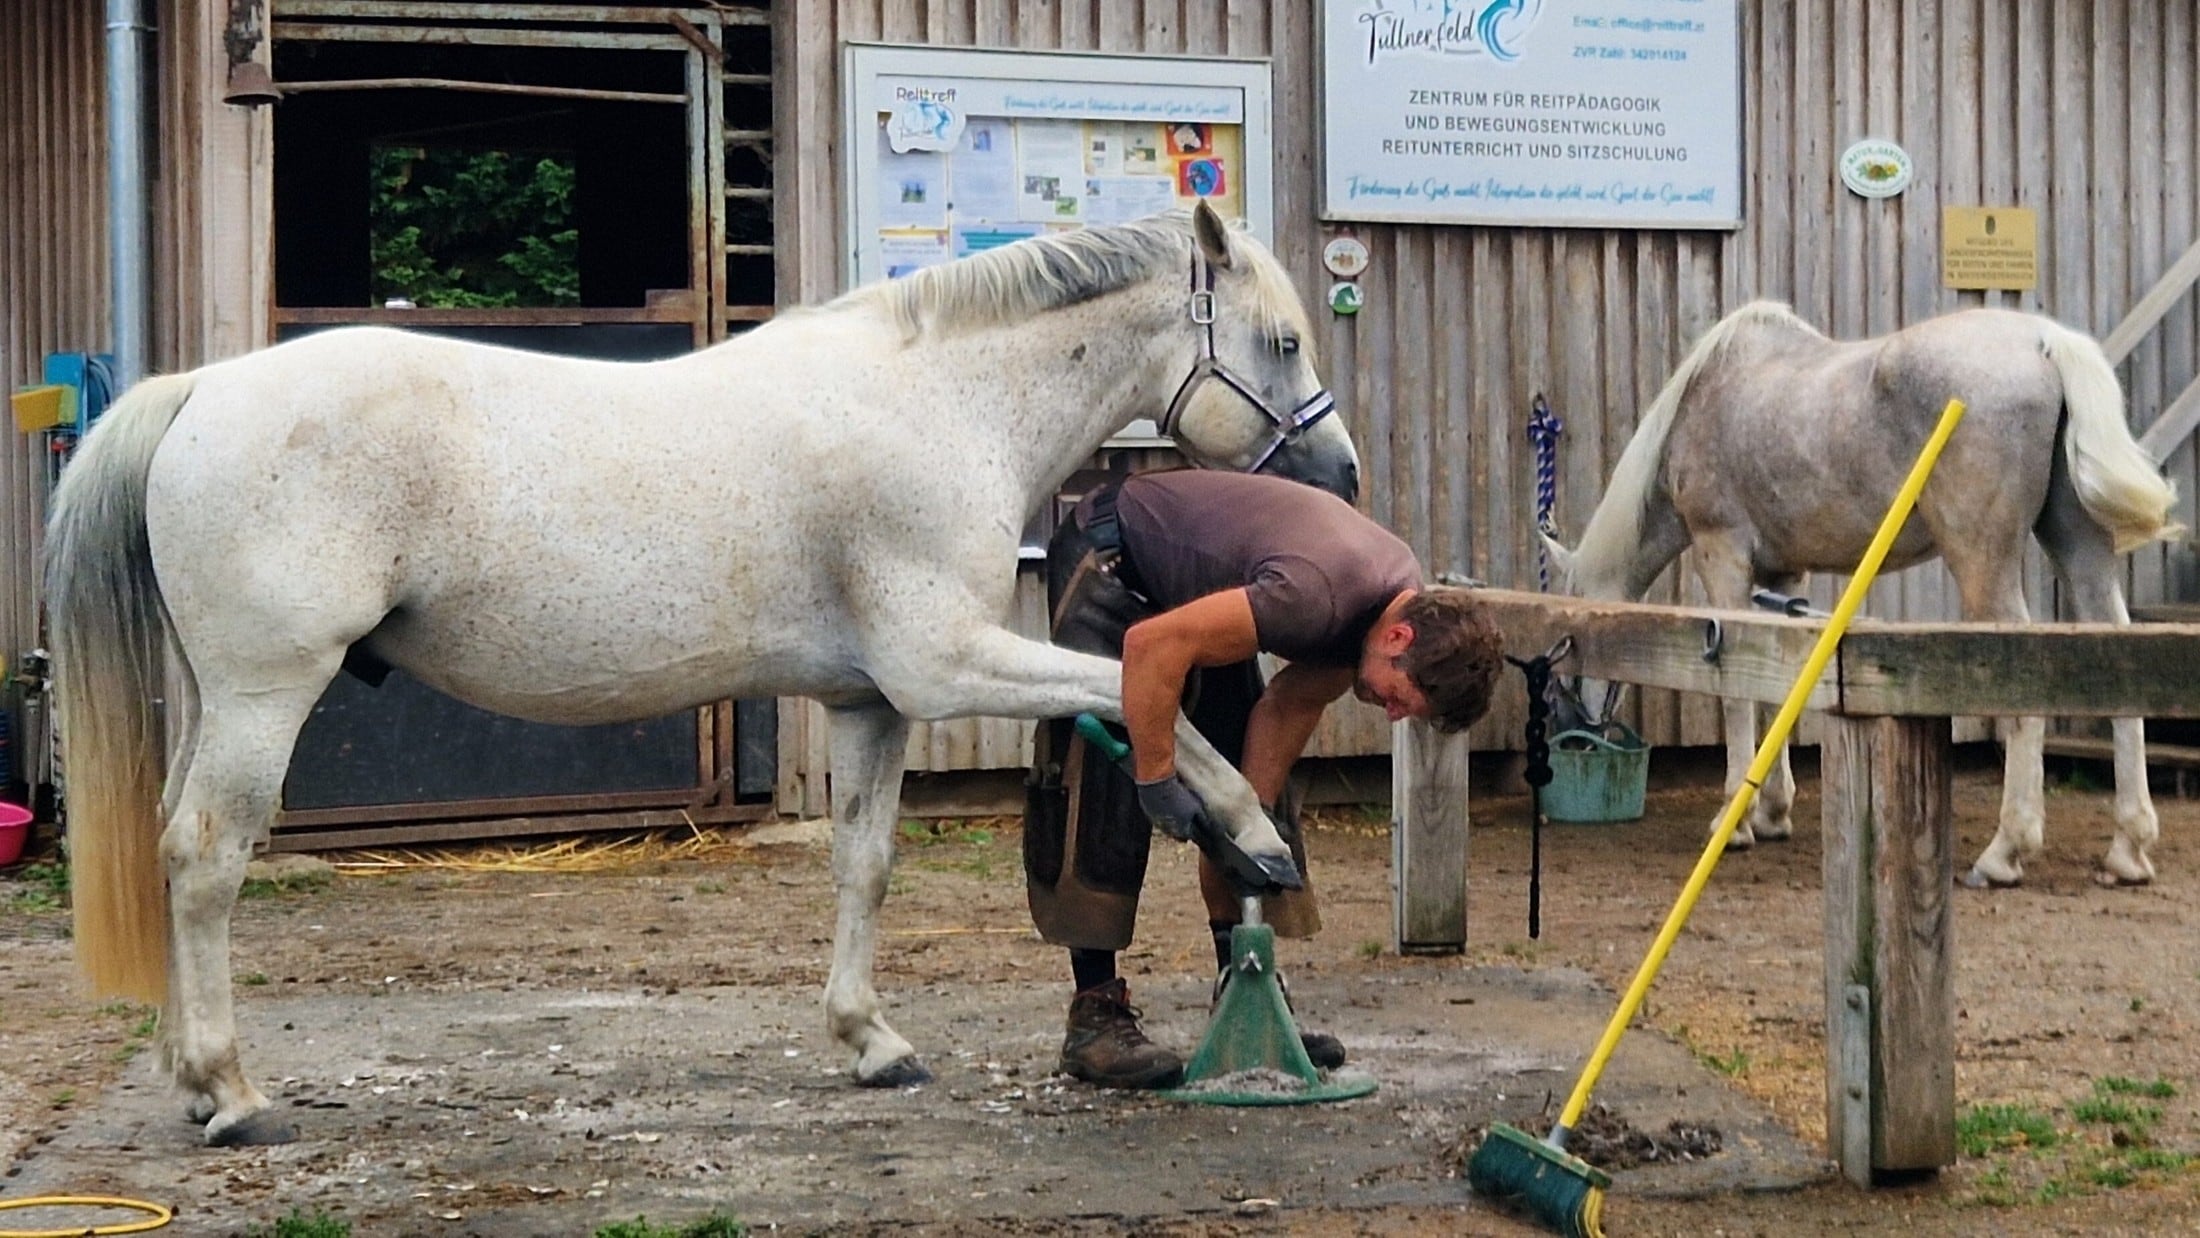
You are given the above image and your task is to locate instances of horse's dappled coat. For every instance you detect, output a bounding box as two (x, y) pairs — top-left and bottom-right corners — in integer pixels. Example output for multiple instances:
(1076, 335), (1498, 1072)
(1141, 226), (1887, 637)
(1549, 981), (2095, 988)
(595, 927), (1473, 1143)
(1544, 301), (2178, 884)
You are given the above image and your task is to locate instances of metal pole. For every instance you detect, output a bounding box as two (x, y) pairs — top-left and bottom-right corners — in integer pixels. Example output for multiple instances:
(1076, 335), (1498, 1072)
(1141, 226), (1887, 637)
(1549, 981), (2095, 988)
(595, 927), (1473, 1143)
(106, 0), (153, 393)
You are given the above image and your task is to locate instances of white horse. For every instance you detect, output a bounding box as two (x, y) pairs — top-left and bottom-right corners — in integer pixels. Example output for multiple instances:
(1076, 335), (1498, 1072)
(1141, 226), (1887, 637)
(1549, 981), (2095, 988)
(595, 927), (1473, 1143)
(1542, 301), (2180, 886)
(45, 203), (1358, 1146)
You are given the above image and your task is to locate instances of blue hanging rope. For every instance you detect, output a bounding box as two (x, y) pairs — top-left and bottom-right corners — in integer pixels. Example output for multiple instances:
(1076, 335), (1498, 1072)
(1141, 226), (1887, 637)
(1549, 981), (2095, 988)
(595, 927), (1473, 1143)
(1527, 392), (1563, 590)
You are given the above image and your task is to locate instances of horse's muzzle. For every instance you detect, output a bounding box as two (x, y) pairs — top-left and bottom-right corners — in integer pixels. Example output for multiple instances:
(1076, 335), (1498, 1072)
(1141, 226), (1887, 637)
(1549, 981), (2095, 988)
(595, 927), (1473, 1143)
(1260, 442), (1359, 505)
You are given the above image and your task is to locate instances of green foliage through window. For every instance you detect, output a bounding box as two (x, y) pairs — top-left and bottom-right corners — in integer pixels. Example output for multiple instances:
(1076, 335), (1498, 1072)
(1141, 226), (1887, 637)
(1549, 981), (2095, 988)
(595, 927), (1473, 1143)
(370, 145), (580, 308)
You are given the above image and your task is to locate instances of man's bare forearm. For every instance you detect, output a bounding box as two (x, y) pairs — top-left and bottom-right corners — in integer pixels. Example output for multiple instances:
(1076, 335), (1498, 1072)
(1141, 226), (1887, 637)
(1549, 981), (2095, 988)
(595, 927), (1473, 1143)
(1240, 664), (1355, 803)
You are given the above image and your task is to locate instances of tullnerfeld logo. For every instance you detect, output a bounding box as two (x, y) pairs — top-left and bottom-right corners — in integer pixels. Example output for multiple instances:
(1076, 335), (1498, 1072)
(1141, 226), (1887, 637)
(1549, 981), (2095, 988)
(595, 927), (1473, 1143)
(1354, 0), (1545, 65)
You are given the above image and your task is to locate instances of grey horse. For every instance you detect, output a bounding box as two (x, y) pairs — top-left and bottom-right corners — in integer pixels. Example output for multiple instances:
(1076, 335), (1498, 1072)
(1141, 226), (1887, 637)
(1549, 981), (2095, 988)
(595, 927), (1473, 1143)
(1544, 300), (2179, 887)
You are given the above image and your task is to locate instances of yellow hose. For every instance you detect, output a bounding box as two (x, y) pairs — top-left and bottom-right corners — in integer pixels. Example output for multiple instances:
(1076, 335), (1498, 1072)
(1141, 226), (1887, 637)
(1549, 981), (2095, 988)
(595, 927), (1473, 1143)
(0, 1195), (173, 1237)
(1553, 396), (1969, 1139)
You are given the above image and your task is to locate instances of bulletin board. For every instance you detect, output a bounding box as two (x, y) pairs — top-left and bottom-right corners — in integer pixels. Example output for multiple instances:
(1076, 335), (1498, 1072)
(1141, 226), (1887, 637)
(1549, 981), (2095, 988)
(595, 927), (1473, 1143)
(841, 44), (1276, 289)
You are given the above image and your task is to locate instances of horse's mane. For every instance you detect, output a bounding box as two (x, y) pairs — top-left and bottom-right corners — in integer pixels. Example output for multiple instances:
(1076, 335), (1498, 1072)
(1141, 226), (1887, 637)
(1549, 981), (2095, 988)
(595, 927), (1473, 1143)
(1570, 300), (1819, 594)
(820, 211), (1313, 359)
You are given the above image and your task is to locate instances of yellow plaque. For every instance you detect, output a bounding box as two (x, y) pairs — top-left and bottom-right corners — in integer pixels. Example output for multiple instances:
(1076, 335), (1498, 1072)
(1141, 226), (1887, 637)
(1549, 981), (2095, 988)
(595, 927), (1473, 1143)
(1942, 206), (2038, 291)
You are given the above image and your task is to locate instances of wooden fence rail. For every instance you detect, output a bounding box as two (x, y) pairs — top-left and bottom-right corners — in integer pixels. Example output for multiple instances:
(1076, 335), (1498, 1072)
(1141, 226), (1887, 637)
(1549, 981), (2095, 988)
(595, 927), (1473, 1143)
(1394, 589), (2200, 1185)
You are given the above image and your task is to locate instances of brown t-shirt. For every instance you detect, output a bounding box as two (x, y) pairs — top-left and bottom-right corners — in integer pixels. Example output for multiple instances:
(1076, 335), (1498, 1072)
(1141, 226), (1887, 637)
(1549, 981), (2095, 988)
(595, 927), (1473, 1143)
(1098, 470), (1421, 666)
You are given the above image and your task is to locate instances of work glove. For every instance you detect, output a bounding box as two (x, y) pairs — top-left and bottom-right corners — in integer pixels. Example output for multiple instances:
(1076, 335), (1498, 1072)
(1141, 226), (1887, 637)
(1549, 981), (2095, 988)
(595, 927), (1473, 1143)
(1135, 773), (1206, 842)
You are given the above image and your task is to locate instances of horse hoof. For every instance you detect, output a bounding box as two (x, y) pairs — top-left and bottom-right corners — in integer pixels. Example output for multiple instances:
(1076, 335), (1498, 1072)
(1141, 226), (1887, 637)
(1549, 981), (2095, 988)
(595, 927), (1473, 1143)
(860, 1058), (933, 1089)
(207, 1110), (299, 1147)
(2091, 868), (2151, 889)
(1196, 819), (1302, 893)
(1960, 866), (2019, 890)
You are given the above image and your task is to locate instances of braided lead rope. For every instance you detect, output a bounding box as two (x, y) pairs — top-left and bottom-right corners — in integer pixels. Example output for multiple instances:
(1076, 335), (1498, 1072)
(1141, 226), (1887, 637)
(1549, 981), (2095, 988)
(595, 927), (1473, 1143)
(1527, 392), (1563, 591)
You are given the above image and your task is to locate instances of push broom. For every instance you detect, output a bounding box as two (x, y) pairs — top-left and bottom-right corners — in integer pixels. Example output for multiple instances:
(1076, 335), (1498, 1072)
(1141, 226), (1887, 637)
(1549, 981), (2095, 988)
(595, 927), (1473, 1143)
(1467, 397), (1969, 1237)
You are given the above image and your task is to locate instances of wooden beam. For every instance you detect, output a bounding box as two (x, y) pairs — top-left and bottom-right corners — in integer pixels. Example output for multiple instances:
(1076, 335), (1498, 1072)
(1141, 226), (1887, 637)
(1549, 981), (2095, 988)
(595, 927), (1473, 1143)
(273, 2), (767, 26)
(275, 78), (686, 104)
(1391, 719), (1469, 954)
(1834, 623), (2200, 718)
(272, 22), (690, 50)
(2101, 235), (2200, 365)
(2136, 373), (2200, 461)
(1821, 715), (1957, 1181)
(1469, 589), (2200, 719)
(274, 305), (697, 326)
(1469, 590), (1835, 713)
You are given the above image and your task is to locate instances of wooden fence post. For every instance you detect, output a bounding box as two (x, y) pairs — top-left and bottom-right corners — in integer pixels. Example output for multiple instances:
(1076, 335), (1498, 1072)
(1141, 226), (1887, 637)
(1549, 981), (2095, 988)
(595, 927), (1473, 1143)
(1392, 718), (1470, 954)
(1821, 713), (1957, 1184)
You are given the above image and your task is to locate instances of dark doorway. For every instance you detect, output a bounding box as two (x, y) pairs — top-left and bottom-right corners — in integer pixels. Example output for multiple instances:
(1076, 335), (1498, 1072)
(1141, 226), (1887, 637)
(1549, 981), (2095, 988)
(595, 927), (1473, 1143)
(266, 10), (773, 848)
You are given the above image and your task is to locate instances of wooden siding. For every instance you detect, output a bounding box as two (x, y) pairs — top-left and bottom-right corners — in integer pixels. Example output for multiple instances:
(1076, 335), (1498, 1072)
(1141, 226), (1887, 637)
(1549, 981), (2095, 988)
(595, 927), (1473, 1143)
(1, 3), (109, 790)
(1, 1), (270, 793)
(781, 0), (2200, 791)
(6, 1), (2196, 816)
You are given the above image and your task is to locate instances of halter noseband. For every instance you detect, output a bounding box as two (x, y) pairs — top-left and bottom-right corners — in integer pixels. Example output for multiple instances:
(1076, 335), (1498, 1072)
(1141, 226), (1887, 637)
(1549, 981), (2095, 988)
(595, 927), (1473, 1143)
(1155, 250), (1337, 473)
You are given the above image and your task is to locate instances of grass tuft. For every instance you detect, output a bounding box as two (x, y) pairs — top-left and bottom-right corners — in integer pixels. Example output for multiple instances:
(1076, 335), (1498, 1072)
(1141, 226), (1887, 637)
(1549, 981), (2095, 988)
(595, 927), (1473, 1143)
(593, 1214), (748, 1238)
(245, 1209), (351, 1238)
(1957, 1103), (2059, 1158)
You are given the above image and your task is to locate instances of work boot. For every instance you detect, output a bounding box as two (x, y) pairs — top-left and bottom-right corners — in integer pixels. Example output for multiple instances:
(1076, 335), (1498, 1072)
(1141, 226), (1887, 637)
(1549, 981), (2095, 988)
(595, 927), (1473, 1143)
(1211, 968), (1347, 1070)
(1059, 979), (1184, 1089)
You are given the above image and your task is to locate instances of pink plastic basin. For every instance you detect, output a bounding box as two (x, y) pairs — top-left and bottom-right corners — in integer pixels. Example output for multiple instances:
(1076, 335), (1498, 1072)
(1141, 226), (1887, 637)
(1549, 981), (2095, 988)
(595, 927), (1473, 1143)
(0, 801), (33, 867)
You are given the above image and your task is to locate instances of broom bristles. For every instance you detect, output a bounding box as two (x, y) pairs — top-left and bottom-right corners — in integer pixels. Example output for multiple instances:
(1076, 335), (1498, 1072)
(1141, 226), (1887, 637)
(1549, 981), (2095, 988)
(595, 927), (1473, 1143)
(1466, 1122), (1609, 1238)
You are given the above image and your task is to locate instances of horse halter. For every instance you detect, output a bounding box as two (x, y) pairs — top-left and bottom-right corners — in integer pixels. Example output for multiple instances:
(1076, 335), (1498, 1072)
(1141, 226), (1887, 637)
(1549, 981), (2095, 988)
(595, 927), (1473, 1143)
(1155, 250), (1336, 473)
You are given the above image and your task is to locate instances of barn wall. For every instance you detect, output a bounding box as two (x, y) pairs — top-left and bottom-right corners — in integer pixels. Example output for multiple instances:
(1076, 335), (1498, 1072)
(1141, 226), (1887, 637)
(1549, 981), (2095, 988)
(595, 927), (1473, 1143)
(779, 0), (2200, 803)
(0, 1), (266, 795)
(8, 3), (2194, 816)
(1, 3), (111, 793)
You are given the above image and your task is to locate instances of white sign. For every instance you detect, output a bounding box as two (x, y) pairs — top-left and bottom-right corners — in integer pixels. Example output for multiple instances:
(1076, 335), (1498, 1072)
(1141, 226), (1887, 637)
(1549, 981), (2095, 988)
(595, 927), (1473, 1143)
(1320, 0), (1742, 228)
(1839, 139), (1913, 198)
(844, 45), (1277, 288)
(1323, 235), (1371, 277)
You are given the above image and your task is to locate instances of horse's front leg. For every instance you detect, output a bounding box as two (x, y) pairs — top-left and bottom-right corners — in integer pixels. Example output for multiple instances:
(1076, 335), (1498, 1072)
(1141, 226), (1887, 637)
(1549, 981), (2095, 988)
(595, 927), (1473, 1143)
(878, 627), (1290, 871)
(821, 701), (930, 1087)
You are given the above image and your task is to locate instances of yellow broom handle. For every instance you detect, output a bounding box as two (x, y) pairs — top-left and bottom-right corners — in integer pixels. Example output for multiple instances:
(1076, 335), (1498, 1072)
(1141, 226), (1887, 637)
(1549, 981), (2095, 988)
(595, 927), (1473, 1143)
(1555, 397), (1968, 1136)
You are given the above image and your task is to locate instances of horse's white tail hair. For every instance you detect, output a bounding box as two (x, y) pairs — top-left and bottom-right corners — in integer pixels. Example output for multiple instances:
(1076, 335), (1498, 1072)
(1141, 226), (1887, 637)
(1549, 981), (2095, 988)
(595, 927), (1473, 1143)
(1568, 301), (1813, 597)
(2037, 319), (2183, 554)
(44, 371), (198, 1003)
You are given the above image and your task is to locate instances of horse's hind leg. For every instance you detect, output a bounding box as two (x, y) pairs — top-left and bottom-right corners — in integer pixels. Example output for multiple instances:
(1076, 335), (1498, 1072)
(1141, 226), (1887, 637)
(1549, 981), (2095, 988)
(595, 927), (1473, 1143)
(2039, 499), (2158, 885)
(821, 701), (930, 1087)
(1690, 541), (1791, 847)
(1942, 548), (2046, 888)
(162, 677), (331, 1145)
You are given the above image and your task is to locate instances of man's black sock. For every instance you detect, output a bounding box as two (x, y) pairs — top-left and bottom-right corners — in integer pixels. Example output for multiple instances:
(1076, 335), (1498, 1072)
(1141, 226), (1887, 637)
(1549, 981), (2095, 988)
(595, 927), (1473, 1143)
(1070, 948), (1118, 994)
(1210, 921), (1235, 974)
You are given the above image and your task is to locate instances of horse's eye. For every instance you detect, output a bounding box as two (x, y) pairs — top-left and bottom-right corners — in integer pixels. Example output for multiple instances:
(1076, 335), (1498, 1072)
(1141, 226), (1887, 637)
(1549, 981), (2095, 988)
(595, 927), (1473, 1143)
(1277, 336), (1301, 356)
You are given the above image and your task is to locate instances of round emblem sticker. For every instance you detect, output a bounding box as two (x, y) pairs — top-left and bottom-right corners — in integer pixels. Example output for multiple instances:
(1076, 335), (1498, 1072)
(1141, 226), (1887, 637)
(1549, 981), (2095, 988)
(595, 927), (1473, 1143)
(1328, 281), (1364, 316)
(1839, 139), (1913, 198)
(1322, 236), (1370, 279)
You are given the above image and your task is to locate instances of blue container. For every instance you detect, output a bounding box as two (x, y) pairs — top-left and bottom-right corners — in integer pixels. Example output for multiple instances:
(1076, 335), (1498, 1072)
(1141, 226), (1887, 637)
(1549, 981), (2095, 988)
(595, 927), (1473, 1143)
(1542, 724), (1649, 824)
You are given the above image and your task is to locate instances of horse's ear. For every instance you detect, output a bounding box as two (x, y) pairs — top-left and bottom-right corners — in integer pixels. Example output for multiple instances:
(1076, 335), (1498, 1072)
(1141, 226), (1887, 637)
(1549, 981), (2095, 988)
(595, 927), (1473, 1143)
(1191, 200), (1234, 270)
(1537, 530), (1575, 583)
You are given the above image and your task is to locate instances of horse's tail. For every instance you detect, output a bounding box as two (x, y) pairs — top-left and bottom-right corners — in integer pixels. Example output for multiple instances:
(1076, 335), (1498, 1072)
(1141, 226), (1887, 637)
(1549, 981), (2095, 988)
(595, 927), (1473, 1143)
(1569, 301), (1809, 597)
(2037, 319), (2182, 554)
(45, 370), (198, 1003)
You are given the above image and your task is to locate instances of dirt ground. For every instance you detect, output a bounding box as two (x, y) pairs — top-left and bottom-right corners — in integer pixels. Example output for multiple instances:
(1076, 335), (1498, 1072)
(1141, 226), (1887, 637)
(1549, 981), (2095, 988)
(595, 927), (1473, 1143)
(4, 755), (2199, 1236)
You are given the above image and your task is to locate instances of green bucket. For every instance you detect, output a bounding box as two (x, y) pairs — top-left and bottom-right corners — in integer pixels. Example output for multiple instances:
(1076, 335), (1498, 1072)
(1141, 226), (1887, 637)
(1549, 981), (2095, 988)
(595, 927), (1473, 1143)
(1541, 724), (1649, 824)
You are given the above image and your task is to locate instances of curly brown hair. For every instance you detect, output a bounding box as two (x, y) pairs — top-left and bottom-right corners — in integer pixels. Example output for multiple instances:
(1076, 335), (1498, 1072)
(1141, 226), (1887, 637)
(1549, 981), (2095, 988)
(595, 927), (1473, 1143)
(1396, 587), (1505, 733)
